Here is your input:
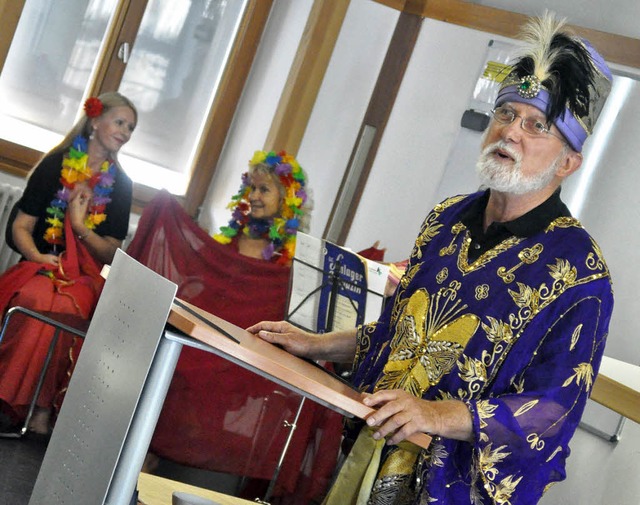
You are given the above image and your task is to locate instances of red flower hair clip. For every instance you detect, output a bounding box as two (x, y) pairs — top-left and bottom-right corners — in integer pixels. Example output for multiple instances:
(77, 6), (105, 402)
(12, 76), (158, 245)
(84, 97), (104, 118)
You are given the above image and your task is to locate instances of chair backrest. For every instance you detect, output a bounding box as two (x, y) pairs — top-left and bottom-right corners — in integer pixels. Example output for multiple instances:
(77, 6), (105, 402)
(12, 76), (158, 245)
(29, 249), (177, 505)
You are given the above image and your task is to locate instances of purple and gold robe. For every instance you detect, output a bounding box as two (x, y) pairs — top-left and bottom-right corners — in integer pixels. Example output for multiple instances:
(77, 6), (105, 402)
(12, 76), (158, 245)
(349, 191), (614, 505)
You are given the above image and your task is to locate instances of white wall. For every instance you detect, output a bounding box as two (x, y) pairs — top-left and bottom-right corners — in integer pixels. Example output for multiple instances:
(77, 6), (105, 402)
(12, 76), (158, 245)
(296, 0), (397, 240)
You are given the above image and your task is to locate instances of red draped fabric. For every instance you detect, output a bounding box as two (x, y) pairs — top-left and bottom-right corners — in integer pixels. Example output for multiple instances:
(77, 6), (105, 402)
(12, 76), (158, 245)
(126, 191), (343, 502)
(0, 218), (104, 420)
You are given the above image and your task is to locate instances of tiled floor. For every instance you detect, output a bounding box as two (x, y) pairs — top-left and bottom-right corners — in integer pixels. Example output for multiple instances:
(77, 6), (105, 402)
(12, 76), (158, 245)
(0, 433), (48, 505)
(0, 433), (249, 505)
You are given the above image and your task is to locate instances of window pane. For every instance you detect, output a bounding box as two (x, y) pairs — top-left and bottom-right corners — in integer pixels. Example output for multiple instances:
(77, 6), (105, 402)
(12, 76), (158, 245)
(0, 0), (118, 152)
(117, 0), (248, 194)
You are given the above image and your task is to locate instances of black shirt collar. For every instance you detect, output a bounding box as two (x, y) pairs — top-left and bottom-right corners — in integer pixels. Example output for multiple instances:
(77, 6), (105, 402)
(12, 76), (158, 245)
(460, 188), (571, 261)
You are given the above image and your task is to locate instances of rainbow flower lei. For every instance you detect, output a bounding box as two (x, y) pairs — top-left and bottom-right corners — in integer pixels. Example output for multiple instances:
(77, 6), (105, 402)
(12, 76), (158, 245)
(44, 135), (116, 248)
(213, 150), (307, 265)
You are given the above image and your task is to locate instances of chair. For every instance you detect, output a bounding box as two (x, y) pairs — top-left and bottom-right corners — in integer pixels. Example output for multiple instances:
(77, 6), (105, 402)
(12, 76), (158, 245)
(0, 307), (89, 438)
(28, 249), (178, 505)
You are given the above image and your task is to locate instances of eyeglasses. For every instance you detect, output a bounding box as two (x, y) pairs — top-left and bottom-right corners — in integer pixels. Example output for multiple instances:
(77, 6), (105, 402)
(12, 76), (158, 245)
(490, 106), (566, 143)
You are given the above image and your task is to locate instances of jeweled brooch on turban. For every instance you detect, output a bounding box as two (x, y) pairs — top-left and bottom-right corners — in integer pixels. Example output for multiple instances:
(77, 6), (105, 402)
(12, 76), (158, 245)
(516, 75), (541, 99)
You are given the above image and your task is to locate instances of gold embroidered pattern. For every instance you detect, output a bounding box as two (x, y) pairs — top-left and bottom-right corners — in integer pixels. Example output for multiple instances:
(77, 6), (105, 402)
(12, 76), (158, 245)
(355, 322), (375, 373)
(562, 363), (594, 390)
(412, 196), (467, 261)
(457, 317), (513, 397)
(375, 287), (480, 397)
(546, 216), (581, 231)
(504, 256), (594, 334)
(497, 244), (544, 283)
(470, 434), (522, 503)
(458, 355), (488, 395)
(400, 262), (423, 290)
(475, 284), (490, 300)
(439, 243), (457, 257)
(458, 231), (524, 274)
(585, 237), (608, 272)
(570, 324), (583, 351)
(436, 268), (448, 284)
(433, 195), (468, 214)
(414, 214), (444, 261)
(439, 223), (466, 257)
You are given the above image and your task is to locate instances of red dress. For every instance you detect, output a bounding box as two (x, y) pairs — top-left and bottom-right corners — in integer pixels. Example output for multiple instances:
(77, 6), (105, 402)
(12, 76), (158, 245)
(0, 218), (104, 421)
(126, 191), (343, 503)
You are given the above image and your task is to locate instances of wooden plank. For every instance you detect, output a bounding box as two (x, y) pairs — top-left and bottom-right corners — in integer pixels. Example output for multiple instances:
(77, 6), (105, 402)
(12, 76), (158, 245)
(421, 0), (640, 69)
(138, 472), (254, 505)
(591, 364), (640, 424)
(372, 0), (640, 69)
(0, 0), (26, 74)
(0, 139), (40, 177)
(87, 0), (149, 97)
(167, 298), (432, 450)
(265, 0), (351, 154)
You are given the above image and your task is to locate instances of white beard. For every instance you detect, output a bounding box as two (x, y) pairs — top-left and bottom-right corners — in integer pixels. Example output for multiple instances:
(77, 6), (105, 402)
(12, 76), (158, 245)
(476, 140), (563, 195)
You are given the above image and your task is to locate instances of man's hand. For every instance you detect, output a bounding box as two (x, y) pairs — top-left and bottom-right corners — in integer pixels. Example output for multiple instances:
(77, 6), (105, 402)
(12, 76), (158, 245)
(247, 320), (317, 359)
(247, 321), (358, 363)
(363, 390), (473, 444)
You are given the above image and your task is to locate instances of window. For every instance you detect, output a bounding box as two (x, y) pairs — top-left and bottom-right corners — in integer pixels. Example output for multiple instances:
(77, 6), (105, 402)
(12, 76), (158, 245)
(0, 0), (271, 213)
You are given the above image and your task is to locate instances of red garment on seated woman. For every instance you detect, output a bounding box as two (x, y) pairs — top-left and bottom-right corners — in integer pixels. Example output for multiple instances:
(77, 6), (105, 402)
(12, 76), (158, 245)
(0, 218), (104, 421)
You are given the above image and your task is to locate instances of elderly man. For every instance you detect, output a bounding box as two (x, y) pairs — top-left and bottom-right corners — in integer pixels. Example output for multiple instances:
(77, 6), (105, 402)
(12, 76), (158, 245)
(249, 13), (614, 505)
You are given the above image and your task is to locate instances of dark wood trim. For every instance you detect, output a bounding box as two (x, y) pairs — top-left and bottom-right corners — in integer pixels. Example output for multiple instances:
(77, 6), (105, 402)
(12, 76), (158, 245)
(323, 9), (424, 243)
(373, 0), (640, 68)
(0, 0), (26, 74)
(88, 0), (149, 97)
(0, 139), (40, 177)
(183, 0), (273, 217)
(265, 0), (351, 154)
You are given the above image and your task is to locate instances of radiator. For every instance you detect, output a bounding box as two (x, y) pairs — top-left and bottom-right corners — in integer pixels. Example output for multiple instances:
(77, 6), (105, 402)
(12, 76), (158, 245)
(0, 183), (23, 273)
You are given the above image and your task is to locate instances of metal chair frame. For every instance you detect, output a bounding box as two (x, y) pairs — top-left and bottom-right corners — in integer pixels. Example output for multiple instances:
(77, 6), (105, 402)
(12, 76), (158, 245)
(0, 306), (89, 438)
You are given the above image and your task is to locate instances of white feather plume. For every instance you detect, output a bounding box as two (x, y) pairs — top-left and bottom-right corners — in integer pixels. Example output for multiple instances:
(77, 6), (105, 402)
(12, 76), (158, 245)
(514, 11), (569, 83)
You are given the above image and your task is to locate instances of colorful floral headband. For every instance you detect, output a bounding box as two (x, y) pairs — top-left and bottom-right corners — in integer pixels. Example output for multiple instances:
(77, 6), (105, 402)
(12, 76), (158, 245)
(84, 97), (104, 118)
(213, 150), (308, 265)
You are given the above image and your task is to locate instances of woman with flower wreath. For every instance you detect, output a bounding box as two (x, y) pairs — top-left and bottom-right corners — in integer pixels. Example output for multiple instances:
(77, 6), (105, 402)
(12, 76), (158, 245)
(127, 152), (343, 502)
(0, 92), (137, 435)
(212, 149), (308, 263)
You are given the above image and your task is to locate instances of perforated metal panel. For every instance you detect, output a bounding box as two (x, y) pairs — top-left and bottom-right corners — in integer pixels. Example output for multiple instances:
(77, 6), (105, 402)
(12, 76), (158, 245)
(29, 250), (178, 505)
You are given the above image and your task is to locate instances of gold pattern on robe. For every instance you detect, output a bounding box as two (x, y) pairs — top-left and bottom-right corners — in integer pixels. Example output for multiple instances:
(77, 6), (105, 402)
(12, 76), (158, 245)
(375, 288), (480, 396)
(458, 231), (524, 274)
(413, 196), (466, 261)
(497, 244), (544, 283)
(475, 284), (490, 300)
(546, 216), (581, 231)
(400, 262), (423, 289)
(585, 236), (609, 272)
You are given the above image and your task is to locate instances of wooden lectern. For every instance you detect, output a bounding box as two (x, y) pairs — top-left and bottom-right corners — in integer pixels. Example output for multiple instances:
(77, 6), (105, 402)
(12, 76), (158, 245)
(29, 250), (429, 505)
